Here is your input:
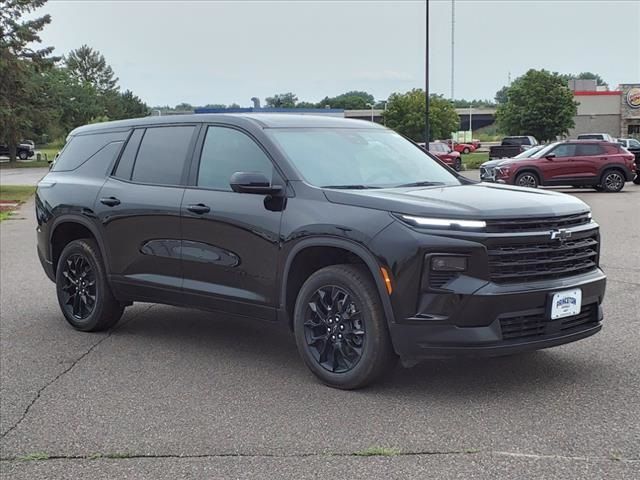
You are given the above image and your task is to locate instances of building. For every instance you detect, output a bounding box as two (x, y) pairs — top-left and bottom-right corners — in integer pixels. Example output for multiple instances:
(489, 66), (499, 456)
(568, 81), (640, 139)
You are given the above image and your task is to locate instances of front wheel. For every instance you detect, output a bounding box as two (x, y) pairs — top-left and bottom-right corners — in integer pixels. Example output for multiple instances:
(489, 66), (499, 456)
(600, 170), (625, 192)
(56, 239), (124, 332)
(515, 172), (539, 188)
(633, 174), (640, 185)
(293, 264), (396, 389)
(18, 151), (28, 160)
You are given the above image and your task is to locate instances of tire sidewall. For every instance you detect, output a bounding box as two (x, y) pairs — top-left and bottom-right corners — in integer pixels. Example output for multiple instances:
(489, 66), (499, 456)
(293, 266), (391, 389)
(56, 240), (108, 331)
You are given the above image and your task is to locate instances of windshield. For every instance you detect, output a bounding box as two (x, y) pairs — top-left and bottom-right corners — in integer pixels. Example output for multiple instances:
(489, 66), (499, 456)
(267, 128), (461, 189)
(513, 144), (546, 158)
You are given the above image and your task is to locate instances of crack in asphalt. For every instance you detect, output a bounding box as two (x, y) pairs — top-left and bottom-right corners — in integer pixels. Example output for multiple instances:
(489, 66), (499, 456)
(0, 304), (156, 439)
(1, 450), (638, 463)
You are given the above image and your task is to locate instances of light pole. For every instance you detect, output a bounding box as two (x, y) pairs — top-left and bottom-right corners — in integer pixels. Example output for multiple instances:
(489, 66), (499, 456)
(366, 103), (374, 123)
(425, 0), (430, 144)
(468, 105), (472, 140)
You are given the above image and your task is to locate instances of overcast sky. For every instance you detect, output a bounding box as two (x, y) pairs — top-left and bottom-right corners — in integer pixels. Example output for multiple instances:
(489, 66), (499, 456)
(36, 0), (640, 107)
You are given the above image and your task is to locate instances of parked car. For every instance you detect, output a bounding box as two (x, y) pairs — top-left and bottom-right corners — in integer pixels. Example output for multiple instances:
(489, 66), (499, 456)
(577, 133), (616, 143)
(447, 140), (476, 154)
(480, 145), (546, 182)
(426, 142), (462, 170)
(0, 142), (35, 160)
(489, 136), (539, 159)
(36, 114), (606, 389)
(617, 138), (640, 184)
(485, 140), (635, 192)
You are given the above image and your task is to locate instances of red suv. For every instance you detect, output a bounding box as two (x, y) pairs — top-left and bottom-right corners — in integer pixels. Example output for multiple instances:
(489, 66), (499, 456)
(489, 141), (636, 192)
(425, 142), (462, 170)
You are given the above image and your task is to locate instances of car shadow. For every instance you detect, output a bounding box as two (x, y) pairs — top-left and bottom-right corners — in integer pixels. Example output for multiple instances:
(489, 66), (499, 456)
(115, 304), (610, 399)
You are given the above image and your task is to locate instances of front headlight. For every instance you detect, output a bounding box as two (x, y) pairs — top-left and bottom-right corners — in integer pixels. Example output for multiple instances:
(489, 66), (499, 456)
(399, 214), (486, 230)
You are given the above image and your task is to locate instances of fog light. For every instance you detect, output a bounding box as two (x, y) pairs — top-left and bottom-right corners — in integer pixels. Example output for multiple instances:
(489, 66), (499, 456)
(431, 256), (467, 272)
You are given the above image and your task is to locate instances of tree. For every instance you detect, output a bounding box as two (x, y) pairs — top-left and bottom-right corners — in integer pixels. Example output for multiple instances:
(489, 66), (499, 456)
(575, 71), (608, 87)
(383, 89), (459, 142)
(494, 85), (509, 105)
(65, 45), (118, 92)
(317, 91), (375, 110)
(295, 101), (317, 109)
(265, 92), (298, 108)
(496, 69), (577, 142)
(452, 98), (495, 108)
(0, 0), (58, 163)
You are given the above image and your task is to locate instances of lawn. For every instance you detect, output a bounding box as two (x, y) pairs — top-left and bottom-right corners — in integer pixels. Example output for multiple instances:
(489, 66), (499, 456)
(462, 152), (488, 170)
(0, 160), (50, 169)
(0, 185), (36, 222)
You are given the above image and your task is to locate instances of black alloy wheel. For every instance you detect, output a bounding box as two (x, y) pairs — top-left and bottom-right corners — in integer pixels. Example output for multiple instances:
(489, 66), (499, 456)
(60, 254), (97, 320)
(454, 158), (462, 171)
(303, 285), (365, 374)
(56, 239), (124, 331)
(293, 264), (396, 389)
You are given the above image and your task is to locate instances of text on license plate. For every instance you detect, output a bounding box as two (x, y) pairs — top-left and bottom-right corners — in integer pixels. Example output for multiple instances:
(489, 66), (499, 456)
(550, 289), (582, 320)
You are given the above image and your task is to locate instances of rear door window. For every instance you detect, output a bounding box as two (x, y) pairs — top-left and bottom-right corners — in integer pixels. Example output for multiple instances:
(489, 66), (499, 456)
(131, 126), (196, 185)
(52, 131), (128, 172)
(113, 129), (144, 180)
(575, 144), (604, 156)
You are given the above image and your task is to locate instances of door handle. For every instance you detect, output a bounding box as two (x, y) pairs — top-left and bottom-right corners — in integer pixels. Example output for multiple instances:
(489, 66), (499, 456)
(187, 203), (211, 214)
(100, 196), (120, 207)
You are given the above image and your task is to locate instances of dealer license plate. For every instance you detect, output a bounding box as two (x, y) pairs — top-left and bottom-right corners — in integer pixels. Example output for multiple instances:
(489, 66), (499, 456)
(550, 289), (582, 320)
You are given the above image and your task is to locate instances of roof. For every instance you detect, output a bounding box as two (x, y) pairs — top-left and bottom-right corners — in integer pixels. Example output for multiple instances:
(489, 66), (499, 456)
(68, 113), (384, 136)
(573, 91), (621, 96)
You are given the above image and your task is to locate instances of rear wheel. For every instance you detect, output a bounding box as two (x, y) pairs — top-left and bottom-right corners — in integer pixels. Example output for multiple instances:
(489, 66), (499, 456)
(633, 174), (640, 185)
(462, 147), (470, 154)
(600, 169), (625, 192)
(56, 239), (124, 332)
(18, 151), (28, 160)
(454, 158), (462, 171)
(515, 171), (539, 188)
(293, 264), (396, 389)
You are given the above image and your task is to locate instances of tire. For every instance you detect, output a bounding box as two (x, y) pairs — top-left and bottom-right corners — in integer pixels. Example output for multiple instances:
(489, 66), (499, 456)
(515, 171), (539, 188)
(593, 185), (605, 192)
(18, 151), (28, 160)
(293, 264), (396, 389)
(633, 174), (640, 185)
(454, 158), (462, 171)
(600, 169), (625, 192)
(463, 147), (470, 154)
(56, 239), (124, 332)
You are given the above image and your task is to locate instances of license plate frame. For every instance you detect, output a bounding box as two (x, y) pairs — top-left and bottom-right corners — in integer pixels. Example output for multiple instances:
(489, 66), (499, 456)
(549, 289), (582, 320)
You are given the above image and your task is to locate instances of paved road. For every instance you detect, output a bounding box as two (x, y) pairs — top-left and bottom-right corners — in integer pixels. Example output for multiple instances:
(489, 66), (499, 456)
(1, 182), (639, 479)
(0, 168), (49, 186)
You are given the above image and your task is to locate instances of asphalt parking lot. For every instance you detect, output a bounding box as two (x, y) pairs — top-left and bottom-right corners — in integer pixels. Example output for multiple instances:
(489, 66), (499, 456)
(1, 176), (639, 479)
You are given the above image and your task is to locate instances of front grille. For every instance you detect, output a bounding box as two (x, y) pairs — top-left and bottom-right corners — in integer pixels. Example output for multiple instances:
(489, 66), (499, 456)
(485, 212), (591, 233)
(488, 232), (599, 284)
(500, 304), (598, 341)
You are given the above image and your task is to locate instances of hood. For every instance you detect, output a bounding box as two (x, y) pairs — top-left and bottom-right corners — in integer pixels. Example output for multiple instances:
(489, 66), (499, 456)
(480, 159), (509, 168)
(323, 183), (589, 220)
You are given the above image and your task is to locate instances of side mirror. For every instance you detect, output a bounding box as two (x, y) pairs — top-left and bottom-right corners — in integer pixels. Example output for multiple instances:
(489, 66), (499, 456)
(230, 172), (283, 195)
(545, 153), (556, 160)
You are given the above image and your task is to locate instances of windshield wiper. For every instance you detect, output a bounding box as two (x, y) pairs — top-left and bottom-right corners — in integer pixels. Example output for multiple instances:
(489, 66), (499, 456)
(321, 184), (382, 190)
(393, 181), (445, 188)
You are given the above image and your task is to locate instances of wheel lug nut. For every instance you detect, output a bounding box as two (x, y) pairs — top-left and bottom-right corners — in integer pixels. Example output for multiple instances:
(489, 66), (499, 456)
(331, 335), (336, 340)
(338, 334), (342, 339)
(327, 327), (331, 332)
(340, 325), (345, 330)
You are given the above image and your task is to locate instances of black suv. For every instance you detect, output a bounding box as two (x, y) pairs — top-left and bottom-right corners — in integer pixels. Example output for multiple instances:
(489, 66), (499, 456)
(36, 115), (606, 389)
(0, 142), (35, 160)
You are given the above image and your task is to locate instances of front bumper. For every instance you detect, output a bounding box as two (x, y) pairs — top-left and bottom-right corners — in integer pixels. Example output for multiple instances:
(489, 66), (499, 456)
(388, 269), (606, 361)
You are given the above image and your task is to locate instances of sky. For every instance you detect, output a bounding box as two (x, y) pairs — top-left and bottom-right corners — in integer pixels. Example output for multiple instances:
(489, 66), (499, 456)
(34, 0), (640, 107)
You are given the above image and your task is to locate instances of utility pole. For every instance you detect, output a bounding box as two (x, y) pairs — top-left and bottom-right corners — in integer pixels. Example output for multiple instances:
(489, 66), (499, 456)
(425, 0), (430, 144)
(450, 0), (455, 100)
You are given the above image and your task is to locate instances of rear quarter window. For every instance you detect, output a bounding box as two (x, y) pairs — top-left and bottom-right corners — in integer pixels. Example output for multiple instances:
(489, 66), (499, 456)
(52, 131), (128, 172)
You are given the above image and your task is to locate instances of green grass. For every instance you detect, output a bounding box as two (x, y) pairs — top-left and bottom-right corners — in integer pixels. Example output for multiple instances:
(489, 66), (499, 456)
(0, 160), (50, 168)
(0, 185), (36, 222)
(17, 452), (50, 461)
(354, 446), (402, 457)
(0, 185), (36, 203)
(462, 152), (489, 170)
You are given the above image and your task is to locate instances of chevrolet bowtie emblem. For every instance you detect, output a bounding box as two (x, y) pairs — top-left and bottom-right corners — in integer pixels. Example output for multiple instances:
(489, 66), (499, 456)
(550, 229), (572, 242)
